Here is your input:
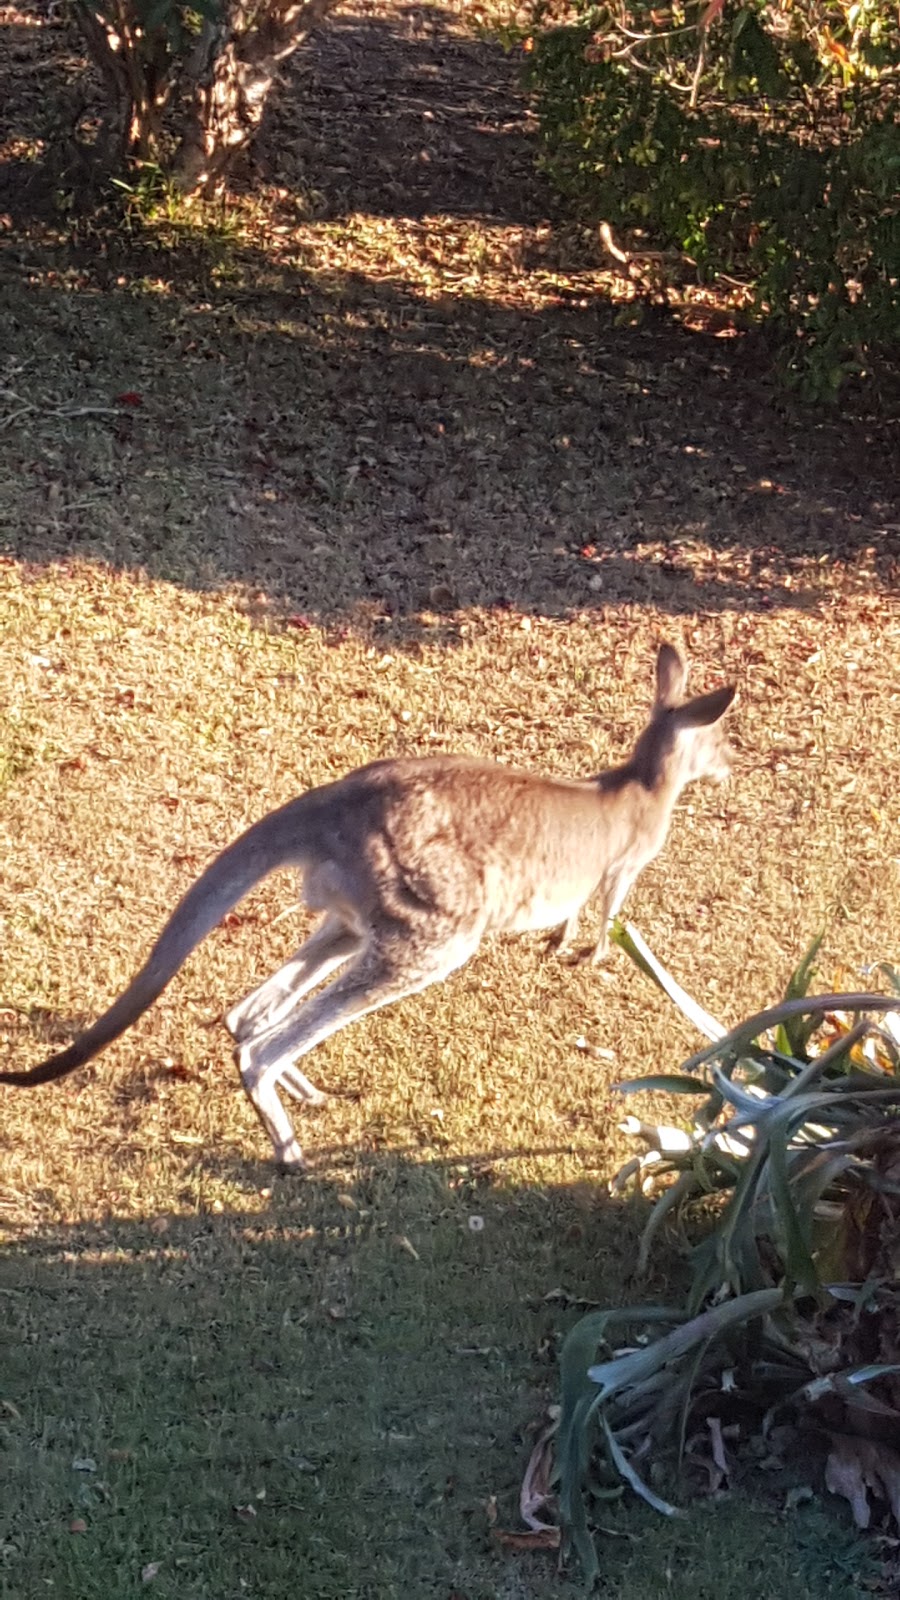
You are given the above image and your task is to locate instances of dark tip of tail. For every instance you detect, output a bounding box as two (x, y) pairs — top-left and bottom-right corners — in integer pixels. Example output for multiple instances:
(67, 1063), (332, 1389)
(0, 1045), (84, 1088)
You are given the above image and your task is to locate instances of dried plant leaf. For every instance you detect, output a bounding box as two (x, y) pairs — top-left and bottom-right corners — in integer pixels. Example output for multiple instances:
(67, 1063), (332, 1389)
(825, 1435), (900, 1530)
(520, 1415), (559, 1532)
(492, 1526), (561, 1550)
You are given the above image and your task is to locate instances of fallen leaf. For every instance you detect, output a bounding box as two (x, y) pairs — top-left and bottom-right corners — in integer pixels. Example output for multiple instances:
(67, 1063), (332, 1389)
(520, 1413), (559, 1531)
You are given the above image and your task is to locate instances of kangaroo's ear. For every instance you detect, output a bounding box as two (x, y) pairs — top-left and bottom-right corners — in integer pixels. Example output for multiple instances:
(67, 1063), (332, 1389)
(678, 685), (737, 728)
(655, 643), (688, 708)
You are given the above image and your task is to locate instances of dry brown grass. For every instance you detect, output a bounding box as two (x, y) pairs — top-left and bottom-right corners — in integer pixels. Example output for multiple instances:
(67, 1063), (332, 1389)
(1, 561), (898, 1224)
(0, 0), (899, 1592)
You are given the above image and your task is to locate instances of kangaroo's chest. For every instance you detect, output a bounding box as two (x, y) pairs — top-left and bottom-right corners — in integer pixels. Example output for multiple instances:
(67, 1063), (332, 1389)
(497, 887), (593, 935)
(483, 840), (651, 937)
(484, 862), (600, 935)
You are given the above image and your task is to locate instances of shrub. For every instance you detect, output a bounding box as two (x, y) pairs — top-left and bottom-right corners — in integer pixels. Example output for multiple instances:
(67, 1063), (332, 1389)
(525, 930), (900, 1579)
(523, 0), (900, 395)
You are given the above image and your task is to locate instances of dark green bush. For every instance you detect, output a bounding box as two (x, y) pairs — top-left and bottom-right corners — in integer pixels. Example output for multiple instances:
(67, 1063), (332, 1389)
(524, 0), (900, 395)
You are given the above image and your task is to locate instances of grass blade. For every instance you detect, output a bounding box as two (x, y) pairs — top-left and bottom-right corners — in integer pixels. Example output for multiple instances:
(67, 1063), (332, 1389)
(611, 921), (726, 1041)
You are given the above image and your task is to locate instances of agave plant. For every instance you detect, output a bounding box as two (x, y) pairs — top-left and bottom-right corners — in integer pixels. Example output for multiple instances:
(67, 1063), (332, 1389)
(541, 930), (900, 1583)
(611, 927), (900, 1305)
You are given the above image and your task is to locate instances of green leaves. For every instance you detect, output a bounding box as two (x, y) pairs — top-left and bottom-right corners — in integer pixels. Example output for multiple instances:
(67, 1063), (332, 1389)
(774, 933), (824, 1060)
(525, 0), (900, 395)
(557, 1291), (782, 1576)
(551, 933), (900, 1578)
(730, 8), (788, 97)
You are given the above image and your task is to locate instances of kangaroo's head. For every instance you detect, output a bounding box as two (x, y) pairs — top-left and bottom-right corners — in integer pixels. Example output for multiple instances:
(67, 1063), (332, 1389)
(631, 643), (736, 791)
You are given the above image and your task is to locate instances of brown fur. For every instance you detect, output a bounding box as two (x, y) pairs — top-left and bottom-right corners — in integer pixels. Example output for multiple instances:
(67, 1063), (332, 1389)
(1, 643), (736, 1167)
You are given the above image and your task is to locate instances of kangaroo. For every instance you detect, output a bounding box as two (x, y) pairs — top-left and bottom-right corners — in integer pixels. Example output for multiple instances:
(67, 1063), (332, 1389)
(1, 644), (735, 1168)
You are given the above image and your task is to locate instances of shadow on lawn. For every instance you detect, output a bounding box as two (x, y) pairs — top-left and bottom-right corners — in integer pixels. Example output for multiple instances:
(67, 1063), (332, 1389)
(2, 253), (896, 630)
(1, 1162), (876, 1600)
(0, 1158), (642, 1599)
(258, 2), (546, 227)
(0, 1), (897, 630)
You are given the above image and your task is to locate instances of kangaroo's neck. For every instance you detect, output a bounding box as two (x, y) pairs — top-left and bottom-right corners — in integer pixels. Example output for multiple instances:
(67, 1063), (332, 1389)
(597, 760), (680, 801)
(596, 712), (687, 803)
(594, 743), (687, 864)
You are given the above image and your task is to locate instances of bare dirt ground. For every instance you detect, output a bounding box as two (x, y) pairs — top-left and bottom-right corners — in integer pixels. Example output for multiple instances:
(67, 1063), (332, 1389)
(0, 2), (899, 1595)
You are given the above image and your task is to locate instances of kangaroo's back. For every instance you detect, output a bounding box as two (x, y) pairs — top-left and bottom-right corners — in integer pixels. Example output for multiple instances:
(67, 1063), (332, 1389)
(1, 641), (737, 1169)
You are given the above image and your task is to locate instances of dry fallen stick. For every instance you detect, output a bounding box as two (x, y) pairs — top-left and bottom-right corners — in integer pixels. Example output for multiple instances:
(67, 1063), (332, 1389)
(0, 387), (123, 429)
(598, 221), (668, 266)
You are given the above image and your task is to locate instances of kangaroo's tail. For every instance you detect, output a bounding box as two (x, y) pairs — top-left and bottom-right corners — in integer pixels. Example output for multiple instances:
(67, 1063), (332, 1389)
(0, 799), (310, 1088)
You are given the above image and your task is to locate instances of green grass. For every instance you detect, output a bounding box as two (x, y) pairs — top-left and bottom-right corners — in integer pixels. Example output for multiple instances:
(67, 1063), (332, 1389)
(0, 1170), (874, 1600)
(0, 1173), (611, 1600)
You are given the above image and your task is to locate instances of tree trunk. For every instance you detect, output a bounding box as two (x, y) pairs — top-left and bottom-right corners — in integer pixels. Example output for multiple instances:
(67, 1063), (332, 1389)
(173, 0), (343, 195)
(76, 0), (175, 169)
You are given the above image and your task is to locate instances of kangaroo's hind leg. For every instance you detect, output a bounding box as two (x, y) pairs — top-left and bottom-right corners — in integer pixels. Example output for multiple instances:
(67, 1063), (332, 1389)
(225, 914), (362, 1047)
(238, 922), (482, 1168)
